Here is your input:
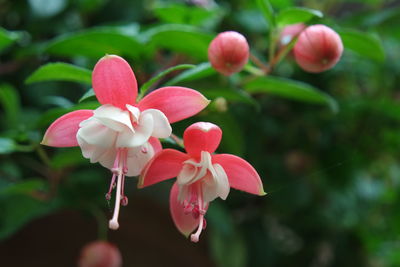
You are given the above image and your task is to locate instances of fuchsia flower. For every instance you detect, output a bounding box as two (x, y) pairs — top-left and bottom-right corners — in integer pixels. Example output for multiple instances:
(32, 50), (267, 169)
(78, 241), (122, 267)
(293, 24), (343, 73)
(41, 55), (209, 230)
(139, 122), (265, 242)
(208, 31), (249, 76)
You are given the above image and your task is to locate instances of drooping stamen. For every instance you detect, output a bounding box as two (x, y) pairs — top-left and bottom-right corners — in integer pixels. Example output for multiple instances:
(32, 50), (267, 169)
(190, 185), (206, 243)
(109, 170), (122, 230)
(105, 173), (117, 200)
(108, 148), (129, 230)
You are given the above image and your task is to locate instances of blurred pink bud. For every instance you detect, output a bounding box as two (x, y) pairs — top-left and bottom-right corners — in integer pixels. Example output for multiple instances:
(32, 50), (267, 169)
(79, 241), (122, 267)
(294, 24), (343, 73)
(208, 31), (249, 76)
(279, 23), (306, 46)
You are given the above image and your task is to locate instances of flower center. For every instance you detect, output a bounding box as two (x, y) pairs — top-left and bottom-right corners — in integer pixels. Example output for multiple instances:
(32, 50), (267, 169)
(177, 151), (230, 242)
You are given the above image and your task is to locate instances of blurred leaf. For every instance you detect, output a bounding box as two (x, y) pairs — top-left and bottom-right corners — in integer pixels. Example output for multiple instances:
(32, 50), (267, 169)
(25, 63), (92, 85)
(139, 64), (195, 98)
(276, 7), (323, 26)
(0, 28), (22, 53)
(208, 202), (247, 267)
(256, 0), (275, 27)
(244, 76), (338, 112)
(153, 2), (223, 27)
(51, 148), (88, 169)
(79, 88), (96, 103)
(339, 30), (385, 62)
(0, 179), (45, 196)
(142, 24), (213, 60)
(46, 28), (143, 59)
(0, 138), (17, 154)
(166, 62), (216, 85)
(37, 102), (100, 128)
(0, 84), (20, 127)
(42, 96), (74, 108)
(199, 88), (258, 106)
(28, 0), (67, 17)
(235, 10), (269, 33)
(0, 194), (59, 240)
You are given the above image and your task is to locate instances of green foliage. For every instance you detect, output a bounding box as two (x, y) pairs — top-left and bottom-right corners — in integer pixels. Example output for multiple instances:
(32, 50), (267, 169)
(276, 7), (323, 26)
(25, 63), (92, 85)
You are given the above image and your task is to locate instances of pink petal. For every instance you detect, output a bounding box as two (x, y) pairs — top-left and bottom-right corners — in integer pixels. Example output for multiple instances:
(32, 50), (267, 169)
(42, 110), (93, 147)
(170, 182), (199, 237)
(183, 122), (222, 157)
(138, 87), (210, 123)
(138, 149), (189, 188)
(212, 154), (265, 196)
(148, 137), (162, 154)
(92, 55), (137, 109)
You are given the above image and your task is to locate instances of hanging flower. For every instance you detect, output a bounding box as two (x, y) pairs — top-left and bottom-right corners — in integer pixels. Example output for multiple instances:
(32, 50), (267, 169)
(41, 55), (210, 230)
(139, 122), (265, 242)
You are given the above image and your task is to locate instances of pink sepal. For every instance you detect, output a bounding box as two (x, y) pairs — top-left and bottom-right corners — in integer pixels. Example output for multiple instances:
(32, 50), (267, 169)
(183, 122), (222, 157)
(212, 154), (265, 196)
(42, 110), (93, 147)
(138, 149), (189, 188)
(148, 137), (162, 154)
(92, 55), (137, 109)
(138, 87), (210, 123)
(170, 182), (199, 237)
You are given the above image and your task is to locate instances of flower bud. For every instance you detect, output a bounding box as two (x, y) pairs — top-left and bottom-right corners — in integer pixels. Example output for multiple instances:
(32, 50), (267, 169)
(279, 23), (306, 46)
(78, 241), (122, 267)
(293, 24), (343, 73)
(208, 31), (249, 76)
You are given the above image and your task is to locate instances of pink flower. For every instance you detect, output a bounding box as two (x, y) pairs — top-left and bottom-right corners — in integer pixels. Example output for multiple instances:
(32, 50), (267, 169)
(139, 122), (265, 242)
(279, 23), (306, 46)
(41, 55), (210, 230)
(293, 24), (343, 73)
(208, 31), (249, 76)
(78, 241), (122, 267)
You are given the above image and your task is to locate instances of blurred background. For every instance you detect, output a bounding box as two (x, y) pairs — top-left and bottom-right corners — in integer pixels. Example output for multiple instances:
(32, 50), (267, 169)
(1, 0), (400, 266)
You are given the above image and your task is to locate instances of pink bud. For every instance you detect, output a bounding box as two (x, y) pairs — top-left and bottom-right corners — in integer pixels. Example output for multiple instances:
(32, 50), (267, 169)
(208, 31), (249, 76)
(293, 24), (343, 73)
(279, 23), (306, 46)
(78, 241), (122, 267)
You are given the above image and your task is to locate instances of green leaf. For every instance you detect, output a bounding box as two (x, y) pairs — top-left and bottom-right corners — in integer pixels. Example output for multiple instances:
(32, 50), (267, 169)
(37, 102), (100, 128)
(46, 28), (143, 59)
(244, 76), (338, 112)
(339, 30), (385, 62)
(51, 148), (89, 169)
(0, 84), (20, 127)
(256, 0), (275, 27)
(153, 2), (223, 27)
(166, 62), (216, 85)
(276, 7), (323, 26)
(142, 24), (213, 60)
(0, 27), (22, 53)
(0, 138), (17, 154)
(25, 62), (92, 85)
(139, 64), (195, 98)
(79, 88), (96, 103)
(0, 179), (46, 196)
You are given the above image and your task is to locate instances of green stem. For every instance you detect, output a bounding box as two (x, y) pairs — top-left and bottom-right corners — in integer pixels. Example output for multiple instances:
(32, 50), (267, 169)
(36, 145), (51, 166)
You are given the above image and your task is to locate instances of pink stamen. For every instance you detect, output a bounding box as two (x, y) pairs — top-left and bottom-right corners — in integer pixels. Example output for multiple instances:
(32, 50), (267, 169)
(111, 149), (121, 174)
(105, 173), (117, 200)
(141, 146), (148, 154)
(109, 171), (122, 230)
(190, 184), (206, 243)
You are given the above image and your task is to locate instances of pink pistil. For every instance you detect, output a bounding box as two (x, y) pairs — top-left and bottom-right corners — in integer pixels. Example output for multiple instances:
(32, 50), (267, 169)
(108, 148), (129, 230)
(189, 185), (207, 243)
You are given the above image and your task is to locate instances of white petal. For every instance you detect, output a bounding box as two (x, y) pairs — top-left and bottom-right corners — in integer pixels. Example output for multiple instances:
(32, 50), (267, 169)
(141, 109), (172, 138)
(177, 164), (198, 185)
(77, 134), (114, 164)
(213, 163), (230, 200)
(201, 172), (219, 203)
(93, 104), (133, 132)
(125, 142), (155, 176)
(119, 112), (154, 147)
(77, 118), (117, 147)
(126, 104), (140, 123)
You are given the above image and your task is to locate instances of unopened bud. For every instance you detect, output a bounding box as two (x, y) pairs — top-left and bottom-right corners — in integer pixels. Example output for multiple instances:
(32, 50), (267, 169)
(213, 97), (228, 112)
(293, 24), (343, 73)
(78, 241), (122, 267)
(279, 23), (306, 46)
(208, 31), (249, 76)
